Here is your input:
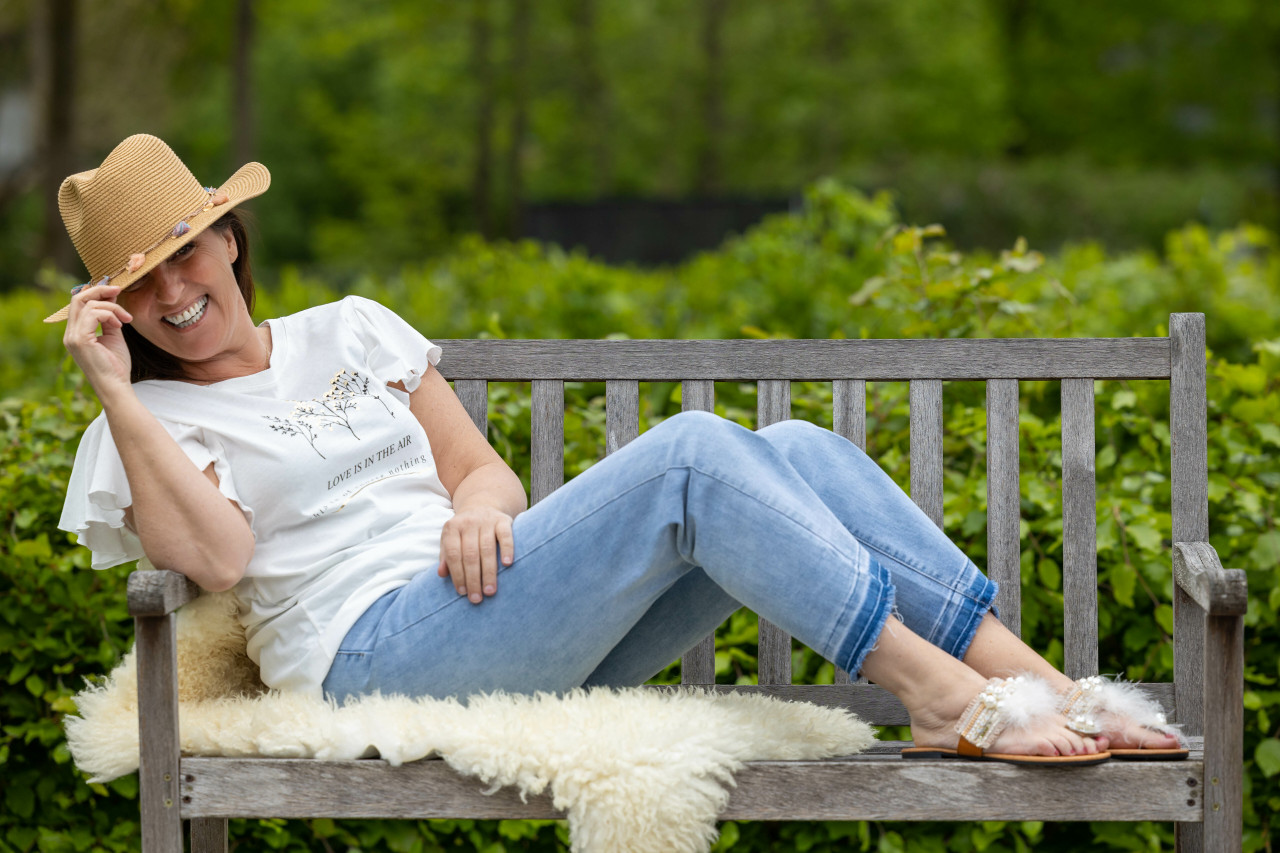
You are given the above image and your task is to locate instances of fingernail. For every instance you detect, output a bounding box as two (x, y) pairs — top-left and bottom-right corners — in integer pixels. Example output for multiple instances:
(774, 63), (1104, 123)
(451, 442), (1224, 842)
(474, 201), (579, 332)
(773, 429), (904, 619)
(456, 587), (465, 595)
(484, 585), (496, 594)
(469, 593), (482, 603)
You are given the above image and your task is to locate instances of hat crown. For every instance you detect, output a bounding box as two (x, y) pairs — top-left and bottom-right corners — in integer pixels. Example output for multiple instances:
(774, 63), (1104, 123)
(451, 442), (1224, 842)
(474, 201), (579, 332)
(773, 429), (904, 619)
(59, 134), (210, 280)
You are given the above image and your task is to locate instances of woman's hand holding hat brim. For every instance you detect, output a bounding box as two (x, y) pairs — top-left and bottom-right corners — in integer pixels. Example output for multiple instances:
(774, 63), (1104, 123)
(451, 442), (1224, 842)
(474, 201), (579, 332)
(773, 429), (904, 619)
(63, 283), (135, 399)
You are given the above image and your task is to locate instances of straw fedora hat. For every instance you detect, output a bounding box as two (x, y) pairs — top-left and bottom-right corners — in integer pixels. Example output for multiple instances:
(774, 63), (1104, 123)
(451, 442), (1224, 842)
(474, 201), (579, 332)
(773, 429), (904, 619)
(44, 134), (270, 323)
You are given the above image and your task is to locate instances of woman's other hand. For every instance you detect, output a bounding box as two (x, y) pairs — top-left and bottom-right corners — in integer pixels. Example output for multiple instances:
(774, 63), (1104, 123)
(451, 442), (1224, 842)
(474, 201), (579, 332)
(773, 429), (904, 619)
(63, 283), (134, 395)
(438, 505), (515, 603)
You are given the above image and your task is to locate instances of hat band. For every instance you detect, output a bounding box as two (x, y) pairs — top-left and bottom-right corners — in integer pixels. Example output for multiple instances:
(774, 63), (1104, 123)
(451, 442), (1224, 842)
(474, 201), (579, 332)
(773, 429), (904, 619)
(69, 186), (231, 294)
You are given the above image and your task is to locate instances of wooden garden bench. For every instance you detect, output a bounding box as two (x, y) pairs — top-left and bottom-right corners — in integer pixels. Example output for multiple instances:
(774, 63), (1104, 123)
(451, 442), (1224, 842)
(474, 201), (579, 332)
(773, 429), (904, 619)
(126, 312), (1244, 851)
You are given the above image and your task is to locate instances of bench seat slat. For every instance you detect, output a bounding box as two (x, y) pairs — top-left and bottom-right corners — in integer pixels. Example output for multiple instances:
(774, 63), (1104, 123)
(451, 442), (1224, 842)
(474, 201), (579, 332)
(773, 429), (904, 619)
(179, 754), (1203, 822)
(433, 339), (1172, 381)
(1061, 378), (1099, 679)
(986, 379), (1021, 636)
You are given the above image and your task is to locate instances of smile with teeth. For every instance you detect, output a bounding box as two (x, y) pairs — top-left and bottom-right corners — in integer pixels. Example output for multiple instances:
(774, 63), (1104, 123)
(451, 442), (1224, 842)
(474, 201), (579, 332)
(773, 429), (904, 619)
(164, 295), (208, 328)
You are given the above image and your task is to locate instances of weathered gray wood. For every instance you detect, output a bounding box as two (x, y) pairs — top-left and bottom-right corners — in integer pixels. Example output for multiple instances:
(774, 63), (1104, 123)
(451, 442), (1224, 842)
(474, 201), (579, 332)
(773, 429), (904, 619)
(680, 379), (715, 414)
(1176, 822), (1204, 853)
(454, 379), (488, 436)
(909, 380), (944, 528)
(832, 379), (866, 451)
(1172, 542), (1249, 616)
(189, 818), (228, 853)
(986, 379), (1021, 636)
(127, 568), (200, 617)
(680, 379), (717, 686)
(530, 380), (564, 504)
(1060, 378), (1098, 680)
(756, 380), (792, 685)
(1170, 314), (1207, 737)
(136, 614), (183, 853)
(1201, 612), (1244, 852)
(432, 338), (1172, 381)
(831, 379), (866, 684)
(605, 380), (640, 455)
(180, 755), (1203, 822)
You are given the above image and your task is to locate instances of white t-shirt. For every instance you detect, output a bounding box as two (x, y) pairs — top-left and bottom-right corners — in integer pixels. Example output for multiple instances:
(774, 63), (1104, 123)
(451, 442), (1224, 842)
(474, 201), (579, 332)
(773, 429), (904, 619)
(60, 296), (452, 696)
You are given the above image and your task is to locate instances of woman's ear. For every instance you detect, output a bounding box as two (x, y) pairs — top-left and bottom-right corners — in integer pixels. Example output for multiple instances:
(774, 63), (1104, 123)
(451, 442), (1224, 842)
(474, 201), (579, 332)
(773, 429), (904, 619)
(221, 226), (239, 264)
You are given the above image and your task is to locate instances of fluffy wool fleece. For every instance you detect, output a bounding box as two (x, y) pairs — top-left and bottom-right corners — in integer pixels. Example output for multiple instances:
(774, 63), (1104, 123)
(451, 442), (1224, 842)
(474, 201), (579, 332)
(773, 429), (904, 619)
(65, 591), (874, 853)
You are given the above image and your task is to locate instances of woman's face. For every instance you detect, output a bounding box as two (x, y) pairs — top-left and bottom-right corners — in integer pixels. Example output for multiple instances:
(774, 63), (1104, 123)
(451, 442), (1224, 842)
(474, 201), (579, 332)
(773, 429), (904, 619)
(118, 226), (256, 372)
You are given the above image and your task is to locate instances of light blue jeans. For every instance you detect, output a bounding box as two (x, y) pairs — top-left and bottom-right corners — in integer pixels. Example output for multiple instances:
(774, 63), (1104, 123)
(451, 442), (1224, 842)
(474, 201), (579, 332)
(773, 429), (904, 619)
(322, 411), (997, 702)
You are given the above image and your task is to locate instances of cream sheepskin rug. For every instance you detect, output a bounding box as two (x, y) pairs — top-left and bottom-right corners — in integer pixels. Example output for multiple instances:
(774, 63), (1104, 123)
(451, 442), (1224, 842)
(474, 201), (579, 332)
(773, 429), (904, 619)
(66, 590), (874, 853)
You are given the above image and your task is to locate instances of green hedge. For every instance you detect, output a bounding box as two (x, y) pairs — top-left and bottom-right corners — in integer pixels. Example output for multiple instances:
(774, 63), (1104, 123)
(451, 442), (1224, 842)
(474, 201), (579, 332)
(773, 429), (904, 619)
(3, 183), (1277, 851)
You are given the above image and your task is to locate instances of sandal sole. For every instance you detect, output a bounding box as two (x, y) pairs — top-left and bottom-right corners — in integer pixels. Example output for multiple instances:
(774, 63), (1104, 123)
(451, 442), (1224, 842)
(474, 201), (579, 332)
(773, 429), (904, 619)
(1106, 748), (1189, 761)
(900, 747), (1111, 766)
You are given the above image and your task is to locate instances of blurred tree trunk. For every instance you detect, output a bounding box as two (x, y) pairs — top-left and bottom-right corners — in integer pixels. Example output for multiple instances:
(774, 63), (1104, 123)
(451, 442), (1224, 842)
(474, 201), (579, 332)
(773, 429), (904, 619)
(503, 0), (531, 239)
(33, 0), (77, 275)
(470, 0), (496, 238)
(572, 0), (612, 194)
(811, 0), (849, 177)
(996, 0), (1031, 160)
(232, 0), (255, 166)
(692, 0), (726, 194)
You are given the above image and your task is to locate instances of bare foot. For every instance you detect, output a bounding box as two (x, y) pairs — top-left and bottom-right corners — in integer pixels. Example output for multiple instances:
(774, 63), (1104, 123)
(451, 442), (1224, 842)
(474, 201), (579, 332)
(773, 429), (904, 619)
(906, 673), (1105, 757)
(858, 617), (1105, 758)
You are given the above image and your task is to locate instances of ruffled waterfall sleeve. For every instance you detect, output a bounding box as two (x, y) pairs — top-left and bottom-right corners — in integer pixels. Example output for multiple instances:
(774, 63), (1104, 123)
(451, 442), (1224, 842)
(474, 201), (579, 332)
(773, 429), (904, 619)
(59, 415), (249, 570)
(344, 296), (442, 393)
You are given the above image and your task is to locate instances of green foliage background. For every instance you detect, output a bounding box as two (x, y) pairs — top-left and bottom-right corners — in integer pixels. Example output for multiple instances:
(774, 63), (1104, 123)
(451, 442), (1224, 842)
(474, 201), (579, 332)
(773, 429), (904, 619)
(2, 184), (1279, 851)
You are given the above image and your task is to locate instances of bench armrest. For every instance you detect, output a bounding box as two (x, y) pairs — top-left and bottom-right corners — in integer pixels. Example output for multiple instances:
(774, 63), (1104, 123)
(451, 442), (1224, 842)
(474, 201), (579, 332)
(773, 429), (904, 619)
(1172, 541), (1248, 616)
(127, 567), (201, 617)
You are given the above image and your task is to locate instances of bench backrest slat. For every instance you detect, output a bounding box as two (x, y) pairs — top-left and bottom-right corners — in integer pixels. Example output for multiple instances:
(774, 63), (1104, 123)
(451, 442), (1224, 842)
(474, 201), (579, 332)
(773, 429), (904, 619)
(985, 379), (1022, 638)
(831, 379), (865, 685)
(909, 380), (945, 528)
(756, 380), (794, 685)
(605, 380), (640, 455)
(531, 380), (565, 505)
(679, 380), (717, 685)
(1061, 377), (1100, 679)
(832, 379), (866, 451)
(455, 379), (489, 436)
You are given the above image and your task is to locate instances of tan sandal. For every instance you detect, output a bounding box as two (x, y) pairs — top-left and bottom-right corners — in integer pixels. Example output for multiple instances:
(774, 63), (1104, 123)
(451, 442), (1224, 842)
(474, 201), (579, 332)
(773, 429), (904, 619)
(1060, 675), (1189, 761)
(901, 675), (1111, 766)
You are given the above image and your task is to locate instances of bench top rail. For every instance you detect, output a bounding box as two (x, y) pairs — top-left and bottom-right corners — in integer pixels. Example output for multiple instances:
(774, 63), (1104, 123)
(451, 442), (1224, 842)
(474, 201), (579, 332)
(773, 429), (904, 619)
(433, 337), (1172, 381)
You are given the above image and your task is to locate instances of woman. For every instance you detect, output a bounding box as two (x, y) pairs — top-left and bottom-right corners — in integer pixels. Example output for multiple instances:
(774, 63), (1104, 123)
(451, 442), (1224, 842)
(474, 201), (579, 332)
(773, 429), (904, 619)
(52, 135), (1184, 764)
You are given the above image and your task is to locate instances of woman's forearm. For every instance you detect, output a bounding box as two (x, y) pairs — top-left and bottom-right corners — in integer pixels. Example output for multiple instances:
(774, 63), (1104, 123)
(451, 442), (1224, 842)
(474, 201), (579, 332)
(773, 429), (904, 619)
(102, 389), (254, 591)
(449, 460), (527, 518)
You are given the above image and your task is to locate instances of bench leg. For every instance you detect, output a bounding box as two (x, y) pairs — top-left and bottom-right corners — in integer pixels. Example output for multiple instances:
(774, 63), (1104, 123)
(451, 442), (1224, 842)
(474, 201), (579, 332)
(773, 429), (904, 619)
(191, 818), (228, 853)
(136, 614), (183, 852)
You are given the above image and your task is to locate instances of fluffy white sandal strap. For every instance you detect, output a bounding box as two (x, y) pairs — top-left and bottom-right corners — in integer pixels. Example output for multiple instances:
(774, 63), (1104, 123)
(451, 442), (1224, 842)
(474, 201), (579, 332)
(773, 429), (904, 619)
(955, 675), (1061, 750)
(1060, 675), (1186, 746)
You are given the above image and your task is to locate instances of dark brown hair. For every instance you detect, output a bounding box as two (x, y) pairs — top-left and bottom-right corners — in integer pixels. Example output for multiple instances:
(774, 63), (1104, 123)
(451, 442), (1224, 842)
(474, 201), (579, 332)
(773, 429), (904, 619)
(123, 210), (256, 383)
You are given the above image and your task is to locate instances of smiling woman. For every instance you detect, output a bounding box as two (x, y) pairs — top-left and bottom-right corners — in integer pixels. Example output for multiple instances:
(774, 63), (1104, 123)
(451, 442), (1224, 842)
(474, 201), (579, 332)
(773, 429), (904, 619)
(50, 135), (1187, 772)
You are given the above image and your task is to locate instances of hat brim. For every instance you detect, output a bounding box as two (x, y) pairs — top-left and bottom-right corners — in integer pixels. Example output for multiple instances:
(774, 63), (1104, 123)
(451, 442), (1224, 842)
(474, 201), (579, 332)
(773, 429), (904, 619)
(43, 161), (271, 323)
